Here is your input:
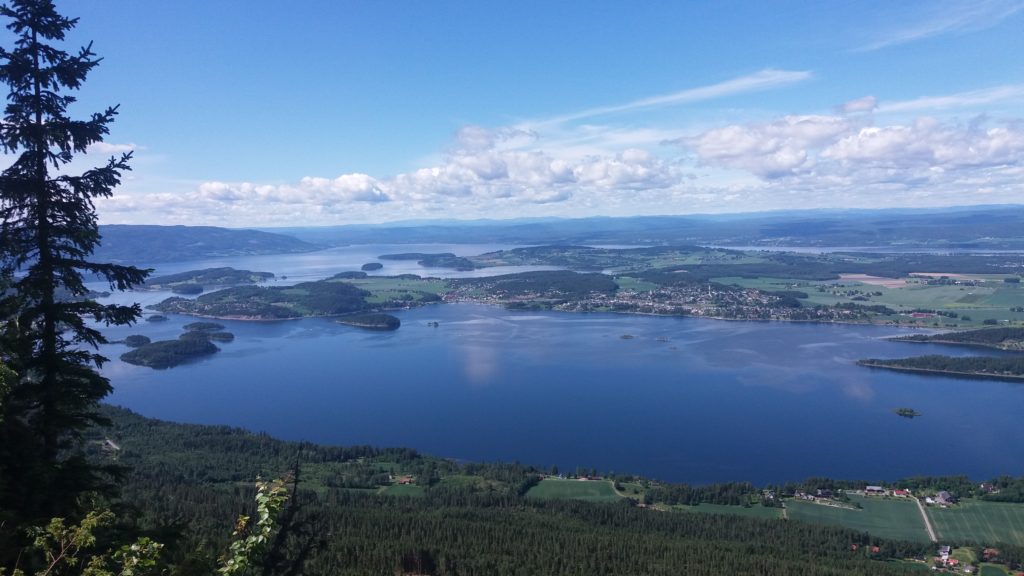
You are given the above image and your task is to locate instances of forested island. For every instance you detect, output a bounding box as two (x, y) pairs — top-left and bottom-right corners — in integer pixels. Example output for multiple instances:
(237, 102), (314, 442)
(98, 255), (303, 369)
(119, 322), (235, 369)
(80, 405), (1024, 575)
(142, 267), (275, 295)
(379, 252), (477, 270)
(336, 313), (401, 330)
(859, 355), (1024, 381)
(891, 327), (1024, 351)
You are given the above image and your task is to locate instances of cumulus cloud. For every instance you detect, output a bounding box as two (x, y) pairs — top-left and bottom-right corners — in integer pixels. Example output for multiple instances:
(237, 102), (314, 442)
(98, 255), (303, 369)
(685, 115), (851, 178)
(668, 111), (1024, 212)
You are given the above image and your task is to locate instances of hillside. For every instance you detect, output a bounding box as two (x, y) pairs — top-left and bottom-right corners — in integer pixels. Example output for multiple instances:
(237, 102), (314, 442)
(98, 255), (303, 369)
(96, 225), (319, 264)
(88, 406), (934, 576)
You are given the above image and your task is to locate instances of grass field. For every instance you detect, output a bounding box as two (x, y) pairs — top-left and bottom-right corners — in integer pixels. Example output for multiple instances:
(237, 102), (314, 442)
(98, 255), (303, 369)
(928, 500), (1024, 546)
(786, 496), (931, 542)
(673, 502), (783, 520)
(526, 479), (621, 502)
(980, 564), (1010, 576)
(380, 483), (425, 497)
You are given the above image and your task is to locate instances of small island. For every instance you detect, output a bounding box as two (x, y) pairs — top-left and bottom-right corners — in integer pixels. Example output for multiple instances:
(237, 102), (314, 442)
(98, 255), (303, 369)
(119, 322), (234, 369)
(184, 321), (226, 332)
(120, 338), (219, 369)
(361, 262), (383, 271)
(336, 313), (401, 331)
(123, 335), (151, 348)
(378, 252), (476, 271)
(893, 407), (921, 418)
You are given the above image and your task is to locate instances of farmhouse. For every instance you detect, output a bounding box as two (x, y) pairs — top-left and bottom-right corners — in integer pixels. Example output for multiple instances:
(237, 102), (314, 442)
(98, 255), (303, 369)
(865, 485), (887, 495)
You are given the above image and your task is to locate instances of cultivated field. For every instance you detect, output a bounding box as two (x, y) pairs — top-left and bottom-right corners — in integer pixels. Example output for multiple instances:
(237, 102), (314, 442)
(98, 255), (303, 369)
(786, 496), (931, 542)
(526, 478), (621, 502)
(928, 500), (1024, 546)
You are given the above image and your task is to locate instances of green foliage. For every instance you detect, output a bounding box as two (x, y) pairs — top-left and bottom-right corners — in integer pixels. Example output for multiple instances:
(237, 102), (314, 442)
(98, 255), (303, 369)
(0, 508), (162, 576)
(217, 478), (288, 576)
(0, 0), (149, 551)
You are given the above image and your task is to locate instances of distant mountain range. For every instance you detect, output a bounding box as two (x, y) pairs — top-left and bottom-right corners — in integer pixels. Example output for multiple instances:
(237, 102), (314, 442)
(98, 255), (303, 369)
(95, 225), (319, 265)
(96, 205), (1024, 267)
(265, 205), (1024, 250)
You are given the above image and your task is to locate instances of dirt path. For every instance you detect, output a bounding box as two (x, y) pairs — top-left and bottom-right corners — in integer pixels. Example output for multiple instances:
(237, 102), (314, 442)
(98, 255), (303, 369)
(915, 497), (938, 542)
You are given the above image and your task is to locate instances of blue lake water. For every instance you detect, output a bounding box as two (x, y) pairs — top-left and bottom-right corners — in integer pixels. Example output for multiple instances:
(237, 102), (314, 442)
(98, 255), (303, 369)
(97, 246), (1024, 485)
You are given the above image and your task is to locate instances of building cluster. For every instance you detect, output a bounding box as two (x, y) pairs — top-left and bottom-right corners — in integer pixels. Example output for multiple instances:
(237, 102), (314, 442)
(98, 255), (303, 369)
(446, 283), (876, 322)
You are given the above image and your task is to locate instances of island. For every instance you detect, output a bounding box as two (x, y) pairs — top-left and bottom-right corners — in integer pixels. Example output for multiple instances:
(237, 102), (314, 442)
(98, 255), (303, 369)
(361, 262), (383, 271)
(336, 313), (401, 331)
(184, 321), (226, 332)
(893, 407), (921, 418)
(123, 335), (151, 348)
(120, 338), (219, 369)
(378, 252), (476, 270)
(858, 355), (1024, 381)
(890, 327), (1024, 351)
(142, 267), (275, 293)
(151, 280), (374, 319)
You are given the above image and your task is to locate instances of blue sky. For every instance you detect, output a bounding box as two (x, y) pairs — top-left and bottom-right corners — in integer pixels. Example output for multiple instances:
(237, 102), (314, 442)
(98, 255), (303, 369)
(15, 0), (1024, 226)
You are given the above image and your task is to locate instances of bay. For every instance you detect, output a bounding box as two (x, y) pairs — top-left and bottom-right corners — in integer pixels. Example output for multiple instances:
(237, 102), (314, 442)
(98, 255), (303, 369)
(97, 246), (1024, 485)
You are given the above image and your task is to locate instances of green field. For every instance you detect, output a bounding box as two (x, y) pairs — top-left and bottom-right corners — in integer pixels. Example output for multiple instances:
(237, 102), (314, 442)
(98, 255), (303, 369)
(380, 483), (426, 497)
(980, 564), (1010, 576)
(526, 479), (621, 502)
(928, 500), (1024, 545)
(786, 496), (930, 542)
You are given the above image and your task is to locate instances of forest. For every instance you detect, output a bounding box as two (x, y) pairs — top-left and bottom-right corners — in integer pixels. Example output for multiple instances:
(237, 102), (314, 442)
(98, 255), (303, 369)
(858, 354), (1024, 380)
(87, 406), (946, 576)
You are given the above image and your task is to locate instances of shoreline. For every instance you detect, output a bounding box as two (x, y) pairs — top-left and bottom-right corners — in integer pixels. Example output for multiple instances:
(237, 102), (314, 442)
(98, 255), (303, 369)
(858, 361), (1024, 382)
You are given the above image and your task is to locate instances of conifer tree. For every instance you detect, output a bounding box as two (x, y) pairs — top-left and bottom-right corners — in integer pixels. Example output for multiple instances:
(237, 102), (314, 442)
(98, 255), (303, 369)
(0, 0), (149, 532)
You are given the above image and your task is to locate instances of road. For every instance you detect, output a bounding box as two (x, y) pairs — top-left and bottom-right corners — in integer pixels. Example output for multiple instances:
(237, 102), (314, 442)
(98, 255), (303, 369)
(914, 497), (938, 542)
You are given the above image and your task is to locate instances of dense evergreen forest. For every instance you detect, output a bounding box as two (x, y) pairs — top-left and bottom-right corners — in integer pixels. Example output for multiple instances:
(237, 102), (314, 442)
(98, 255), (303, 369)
(859, 355), (1024, 380)
(894, 327), (1024, 350)
(88, 407), (941, 575)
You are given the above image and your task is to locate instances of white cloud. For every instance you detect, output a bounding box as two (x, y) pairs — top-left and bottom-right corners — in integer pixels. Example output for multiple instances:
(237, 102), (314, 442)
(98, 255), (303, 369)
(837, 96), (877, 115)
(528, 69), (812, 128)
(859, 0), (1024, 51)
(87, 142), (137, 155)
(686, 115), (851, 178)
(878, 84), (1024, 113)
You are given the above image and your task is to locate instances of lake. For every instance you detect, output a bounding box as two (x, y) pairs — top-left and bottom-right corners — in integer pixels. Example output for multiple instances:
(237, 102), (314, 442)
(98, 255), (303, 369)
(97, 246), (1024, 485)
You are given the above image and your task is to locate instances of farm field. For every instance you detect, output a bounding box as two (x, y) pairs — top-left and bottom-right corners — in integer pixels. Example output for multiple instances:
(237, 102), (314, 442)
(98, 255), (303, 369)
(379, 483), (426, 497)
(928, 500), (1024, 546)
(526, 478), (621, 502)
(786, 496), (931, 543)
